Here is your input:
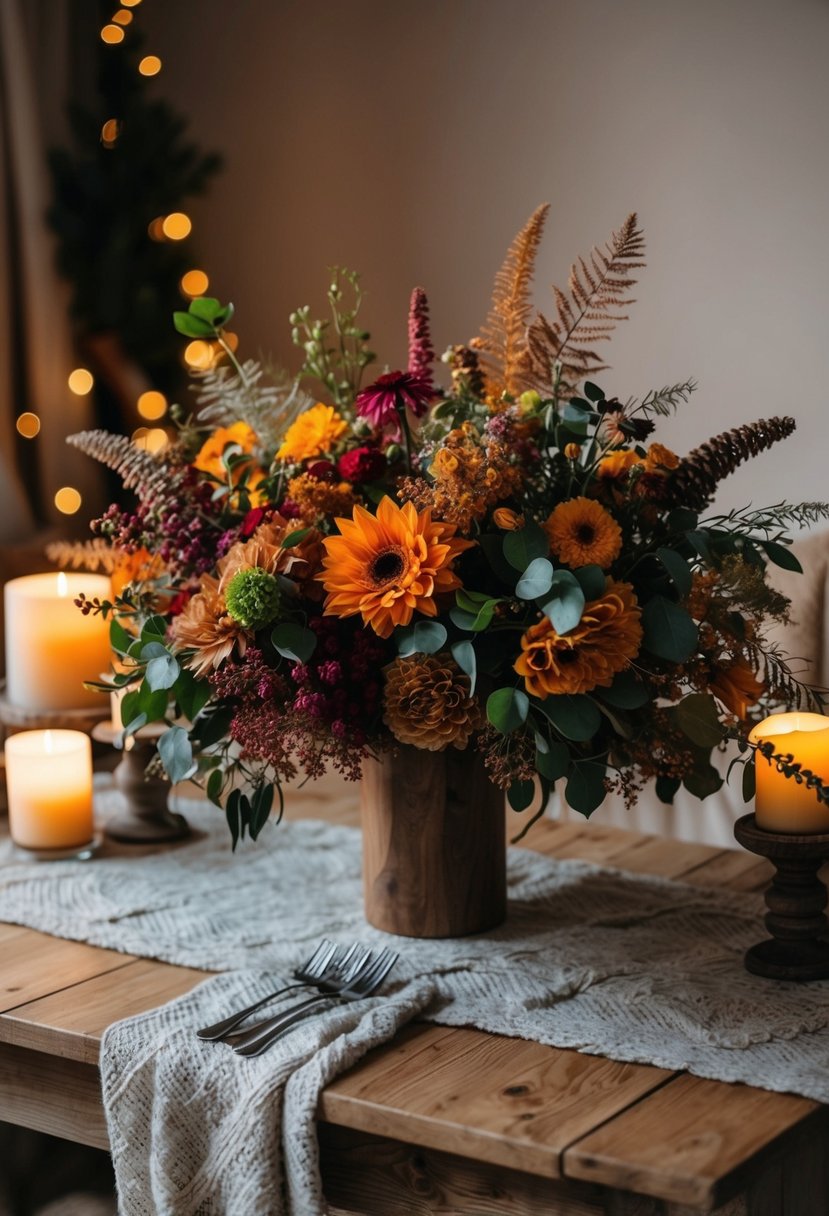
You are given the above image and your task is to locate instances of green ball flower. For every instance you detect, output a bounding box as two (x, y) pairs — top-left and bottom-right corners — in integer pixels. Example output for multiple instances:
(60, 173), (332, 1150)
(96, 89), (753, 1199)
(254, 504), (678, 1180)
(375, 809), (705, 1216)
(225, 567), (281, 630)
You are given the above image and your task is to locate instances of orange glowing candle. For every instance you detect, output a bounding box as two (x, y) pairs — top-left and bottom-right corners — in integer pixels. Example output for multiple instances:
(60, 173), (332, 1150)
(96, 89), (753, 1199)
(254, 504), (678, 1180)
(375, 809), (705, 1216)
(749, 713), (829, 833)
(5, 730), (94, 851)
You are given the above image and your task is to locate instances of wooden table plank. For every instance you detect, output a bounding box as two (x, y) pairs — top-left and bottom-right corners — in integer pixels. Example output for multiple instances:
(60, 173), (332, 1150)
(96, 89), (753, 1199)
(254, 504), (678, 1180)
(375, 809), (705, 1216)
(0, 1040), (108, 1151)
(0, 927), (135, 1015)
(562, 1072), (824, 1208)
(603, 837), (724, 879)
(320, 1023), (675, 1180)
(680, 848), (774, 892)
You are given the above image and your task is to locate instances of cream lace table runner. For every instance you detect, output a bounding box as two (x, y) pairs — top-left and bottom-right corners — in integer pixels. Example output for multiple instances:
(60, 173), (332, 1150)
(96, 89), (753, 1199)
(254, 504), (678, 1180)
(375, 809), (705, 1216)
(2, 788), (829, 1216)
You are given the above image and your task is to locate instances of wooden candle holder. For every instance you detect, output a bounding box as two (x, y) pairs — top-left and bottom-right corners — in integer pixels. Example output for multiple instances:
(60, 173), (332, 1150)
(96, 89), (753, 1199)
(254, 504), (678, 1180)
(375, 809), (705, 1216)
(92, 723), (189, 844)
(733, 813), (829, 981)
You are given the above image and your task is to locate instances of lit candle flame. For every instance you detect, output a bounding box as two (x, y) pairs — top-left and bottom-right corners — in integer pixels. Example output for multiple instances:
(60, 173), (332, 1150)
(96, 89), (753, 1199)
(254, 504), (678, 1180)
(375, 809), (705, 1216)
(57, 572), (68, 598)
(44, 730), (54, 755)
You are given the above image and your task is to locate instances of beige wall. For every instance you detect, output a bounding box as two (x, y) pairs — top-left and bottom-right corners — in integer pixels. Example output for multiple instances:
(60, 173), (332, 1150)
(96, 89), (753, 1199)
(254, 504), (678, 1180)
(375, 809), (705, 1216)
(144, 0), (829, 522)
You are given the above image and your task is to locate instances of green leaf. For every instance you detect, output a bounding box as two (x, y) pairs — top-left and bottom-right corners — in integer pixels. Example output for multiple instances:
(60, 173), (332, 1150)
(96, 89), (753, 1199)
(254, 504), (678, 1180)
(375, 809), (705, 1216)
(137, 680), (170, 723)
(449, 607), (477, 632)
(395, 625), (417, 657)
(157, 726), (195, 785)
(572, 564), (606, 601)
(595, 699), (633, 739)
(413, 621), (447, 654)
(541, 570), (585, 635)
(281, 527), (312, 549)
(508, 779), (536, 812)
(450, 640), (476, 695)
(668, 508), (698, 533)
(478, 533), (519, 585)
(583, 381), (605, 402)
(656, 547), (692, 598)
(565, 760), (608, 816)
(536, 694), (600, 741)
(188, 296), (225, 324)
(145, 652), (180, 692)
(683, 762), (724, 801)
(515, 557), (554, 601)
(271, 622), (317, 663)
(206, 768), (224, 809)
(174, 668), (211, 722)
(761, 540), (802, 573)
(597, 671), (649, 709)
(675, 693), (726, 748)
(109, 618), (132, 655)
(173, 310), (215, 338)
(503, 522), (549, 572)
(686, 529), (713, 563)
(226, 788), (241, 851)
(486, 687), (530, 734)
(655, 775), (681, 804)
(249, 784), (274, 840)
(191, 705), (234, 749)
(141, 615), (169, 643)
(742, 757), (756, 802)
(641, 596), (698, 662)
(535, 741), (570, 781)
(567, 396), (592, 413)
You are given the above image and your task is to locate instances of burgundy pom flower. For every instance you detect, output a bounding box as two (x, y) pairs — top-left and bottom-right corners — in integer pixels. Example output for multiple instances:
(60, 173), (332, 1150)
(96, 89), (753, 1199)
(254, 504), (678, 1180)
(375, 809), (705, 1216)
(305, 459), (339, 482)
(355, 371), (435, 429)
(337, 446), (387, 484)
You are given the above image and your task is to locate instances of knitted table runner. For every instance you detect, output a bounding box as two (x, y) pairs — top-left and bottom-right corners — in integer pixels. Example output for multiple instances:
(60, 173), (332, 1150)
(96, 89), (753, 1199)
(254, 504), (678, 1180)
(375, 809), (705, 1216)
(2, 789), (829, 1215)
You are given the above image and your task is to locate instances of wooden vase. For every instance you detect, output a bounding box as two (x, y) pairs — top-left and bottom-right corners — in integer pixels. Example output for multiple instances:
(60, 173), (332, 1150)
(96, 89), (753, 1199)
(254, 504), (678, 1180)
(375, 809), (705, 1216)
(361, 745), (507, 938)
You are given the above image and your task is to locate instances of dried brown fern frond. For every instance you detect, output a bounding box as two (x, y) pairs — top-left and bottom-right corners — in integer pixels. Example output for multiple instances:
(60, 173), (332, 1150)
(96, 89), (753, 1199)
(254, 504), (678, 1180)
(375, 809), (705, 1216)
(478, 203), (550, 398)
(46, 538), (124, 574)
(744, 637), (826, 712)
(523, 213), (645, 396)
(666, 417), (797, 512)
(67, 430), (173, 500)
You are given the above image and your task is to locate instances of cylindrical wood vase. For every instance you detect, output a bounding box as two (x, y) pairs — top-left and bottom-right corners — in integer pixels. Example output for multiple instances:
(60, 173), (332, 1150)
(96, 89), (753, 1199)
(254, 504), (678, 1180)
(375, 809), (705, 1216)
(361, 746), (506, 938)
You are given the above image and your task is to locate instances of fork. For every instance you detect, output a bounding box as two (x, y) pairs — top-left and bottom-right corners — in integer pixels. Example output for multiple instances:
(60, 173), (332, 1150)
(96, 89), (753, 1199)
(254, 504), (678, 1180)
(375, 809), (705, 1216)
(196, 939), (358, 1042)
(232, 946), (399, 1057)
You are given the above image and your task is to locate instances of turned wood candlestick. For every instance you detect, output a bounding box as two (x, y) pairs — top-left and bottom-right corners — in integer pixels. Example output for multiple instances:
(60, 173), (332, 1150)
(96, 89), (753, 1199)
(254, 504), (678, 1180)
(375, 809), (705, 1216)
(92, 723), (189, 844)
(733, 812), (829, 981)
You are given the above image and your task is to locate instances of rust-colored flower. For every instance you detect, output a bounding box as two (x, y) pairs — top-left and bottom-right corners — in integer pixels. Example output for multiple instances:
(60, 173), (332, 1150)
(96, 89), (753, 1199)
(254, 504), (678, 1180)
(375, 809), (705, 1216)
(564, 443), (582, 461)
(596, 449), (643, 480)
(544, 497), (622, 569)
(514, 579), (643, 698)
(171, 576), (248, 677)
(277, 403), (348, 463)
(285, 473), (359, 527)
(383, 654), (480, 750)
(218, 515), (324, 596)
(493, 507), (525, 531)
(645, 442), (680, 471)
(711, 659), (764, 719)
(321, 495), (472, 639)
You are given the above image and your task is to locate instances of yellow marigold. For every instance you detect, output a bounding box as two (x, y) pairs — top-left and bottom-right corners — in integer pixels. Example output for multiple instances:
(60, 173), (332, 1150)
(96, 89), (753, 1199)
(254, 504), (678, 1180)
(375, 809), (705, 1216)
(711, 658), (764, 719)
(171, 576), (248, 677)
(514, 579), (643, 698)
(287, 473), (359, 527)
(492, 507), (525, 531)
(321, 495), (473, 639)
(544, 497), (622, 569)
(277, 403), (347, 462)
(596, 449), (643, 480)
(645, 443), (680, 471)
(383, 654), (481, 751)
(193, 422), (258, 478)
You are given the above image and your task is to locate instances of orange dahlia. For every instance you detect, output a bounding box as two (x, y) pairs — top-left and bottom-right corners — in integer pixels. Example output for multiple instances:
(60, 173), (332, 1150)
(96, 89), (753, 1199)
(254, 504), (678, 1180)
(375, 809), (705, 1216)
(277, 403), (347, 462)
(321, 495), (472, 639)
(171, 576), (248, 677)
(383, 654), (480, 750)
(544, 497), (622, 569)
(514, 579), (642, 698)
(711, 658), (764, 719)
(218, 516), (324, 595)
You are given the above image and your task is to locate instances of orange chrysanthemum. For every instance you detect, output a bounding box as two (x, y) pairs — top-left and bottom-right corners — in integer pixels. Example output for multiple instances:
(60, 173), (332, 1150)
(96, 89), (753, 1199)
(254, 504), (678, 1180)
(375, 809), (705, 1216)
(171, 576), (248, 677)
(277, 403), (347, 462)
(544, 497), (622, 569)
(383, 654), (481, 750)
(514, 579), (642, 698)
(321, 496), (473, 639)
(193, 422), (258, 478)
(645, 442), (679, 471)
(596, 449), (642, 480)
(218, 516), (324, 596)
(711, 658), (765, 719)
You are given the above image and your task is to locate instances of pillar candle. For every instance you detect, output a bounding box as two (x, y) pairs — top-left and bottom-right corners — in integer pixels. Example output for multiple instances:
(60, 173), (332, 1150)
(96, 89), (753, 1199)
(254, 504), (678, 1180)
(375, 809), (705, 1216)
(4, 572), (112, 711)
(749, 712), (829, 833)
(5, 729), (94, 850)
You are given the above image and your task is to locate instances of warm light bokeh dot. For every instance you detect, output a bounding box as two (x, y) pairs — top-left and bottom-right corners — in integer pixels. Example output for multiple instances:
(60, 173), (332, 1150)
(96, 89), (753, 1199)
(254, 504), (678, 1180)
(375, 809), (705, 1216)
(121, 0), (142, 6)
(138, 55), (162, 77)
(223, 332), (239, 352)
(101, 118), (120, 146)
(147, 217), (166, 242)
(132, 428), (168, 452)
(162, 212), (192, 240)
(67, 368), (94, 395)
(184, 340), (214, 370)
(112, 9), (133, 25)
(16, 413), (40, 439)
(100, 24), (124, 44)
(180, 269), (209, 297)
(55, 487), (82, 515)
(137, 390), (167, 421)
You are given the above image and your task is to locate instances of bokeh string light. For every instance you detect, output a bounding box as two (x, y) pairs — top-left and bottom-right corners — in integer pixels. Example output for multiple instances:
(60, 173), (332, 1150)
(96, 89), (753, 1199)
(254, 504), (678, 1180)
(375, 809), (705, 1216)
(16, 413), (41, 439)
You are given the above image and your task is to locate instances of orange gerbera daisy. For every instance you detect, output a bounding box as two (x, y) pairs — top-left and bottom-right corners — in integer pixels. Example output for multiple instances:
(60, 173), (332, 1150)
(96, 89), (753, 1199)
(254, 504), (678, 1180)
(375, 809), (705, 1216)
(277, 403), (347, 462)
(321, 496), (473, 638)
(544, 497), (622, 569)
(514, 579), (642, 698)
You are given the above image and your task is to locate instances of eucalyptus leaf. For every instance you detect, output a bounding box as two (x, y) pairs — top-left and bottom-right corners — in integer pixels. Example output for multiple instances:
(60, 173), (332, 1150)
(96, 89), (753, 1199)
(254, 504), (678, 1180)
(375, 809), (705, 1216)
(583, 381), (605, 402)
(655, 775), (681, 804)
(572, 564), (606, 601)
(503, 522), (550, 572)
(742, 758), (757, 802)
(597, 671), (649, 709)
(536, 694), (600, 741)
(413, 620), (447, 654)
(565, 760), (608, 817)
(641, 596), (698, 662)
(395, 626), (417, 657)
(175, 668), (211, 722)
(271, 622), (317, 663)
(675, 693), (726, 748)
(508, 779), (536, 812)
(449, 607), (477, 631)
(515, 557), (554, 601)
(541, 570), (585, 635)
(145, 653), (180, 692)
(486, 687), (529, 734)
(157, 725), (195, 785)
(536, 741), (570, 781)
(450, 640), (476, 695)
(656, 546), (692, 598)
(683, 763), (724, 800)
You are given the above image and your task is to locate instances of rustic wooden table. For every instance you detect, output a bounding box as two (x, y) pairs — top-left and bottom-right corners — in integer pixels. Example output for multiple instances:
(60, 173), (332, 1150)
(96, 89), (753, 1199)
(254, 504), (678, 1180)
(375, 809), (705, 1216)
(1, 775), (828, 1216)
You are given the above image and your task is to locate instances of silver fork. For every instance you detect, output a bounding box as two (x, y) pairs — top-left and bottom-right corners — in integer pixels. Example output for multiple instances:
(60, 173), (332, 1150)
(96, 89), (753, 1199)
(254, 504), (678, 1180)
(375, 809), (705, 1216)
(232, 946), (399, 1057)
(196, 939), (358, 1042)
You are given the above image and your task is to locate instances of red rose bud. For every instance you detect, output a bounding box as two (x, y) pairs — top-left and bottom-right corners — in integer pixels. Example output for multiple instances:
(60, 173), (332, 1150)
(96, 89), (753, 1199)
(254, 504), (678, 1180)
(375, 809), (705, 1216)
(240, 506), (268, 537)
(337, 446), (387, 483)
(306, 460), (338, 482)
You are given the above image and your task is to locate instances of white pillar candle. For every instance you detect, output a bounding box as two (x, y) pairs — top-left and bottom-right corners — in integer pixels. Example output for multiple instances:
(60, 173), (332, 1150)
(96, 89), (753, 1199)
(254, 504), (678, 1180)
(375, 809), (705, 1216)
(5, 729), (94, 850)
(4, 572), (112, 711)
(749, 712), (829, 833)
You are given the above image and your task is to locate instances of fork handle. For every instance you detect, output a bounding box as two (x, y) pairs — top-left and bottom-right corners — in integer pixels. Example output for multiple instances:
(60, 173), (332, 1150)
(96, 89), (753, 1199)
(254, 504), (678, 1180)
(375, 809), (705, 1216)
(195, 981), (311, 1042)
(232, 992), (337, 1056)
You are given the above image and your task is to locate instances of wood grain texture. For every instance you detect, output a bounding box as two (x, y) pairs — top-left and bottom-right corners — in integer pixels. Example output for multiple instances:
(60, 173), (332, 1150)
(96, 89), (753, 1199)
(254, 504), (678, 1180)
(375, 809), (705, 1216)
(361, 748), (506, 938)
(320, 1023), (674, 1179)
(0, 928), (134, 1014)
(680, 849), (774, 892)
(563, 1072), (823, 1208)
(0, 1040), (108, 1150)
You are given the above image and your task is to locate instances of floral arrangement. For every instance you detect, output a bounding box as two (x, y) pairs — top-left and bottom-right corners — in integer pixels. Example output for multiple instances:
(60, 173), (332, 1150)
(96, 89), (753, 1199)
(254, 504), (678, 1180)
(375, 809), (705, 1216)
(59, 205), (829, 845)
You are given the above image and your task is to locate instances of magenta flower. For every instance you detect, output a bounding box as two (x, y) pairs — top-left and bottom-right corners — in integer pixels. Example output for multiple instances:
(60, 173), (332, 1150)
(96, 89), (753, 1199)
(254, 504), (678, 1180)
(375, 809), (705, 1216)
(355, 371), (435, 429)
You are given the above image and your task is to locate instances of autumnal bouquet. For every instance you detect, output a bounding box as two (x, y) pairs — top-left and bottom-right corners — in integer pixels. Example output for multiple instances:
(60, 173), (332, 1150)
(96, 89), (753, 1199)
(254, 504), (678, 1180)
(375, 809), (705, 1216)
(61, 206), (828, 845)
